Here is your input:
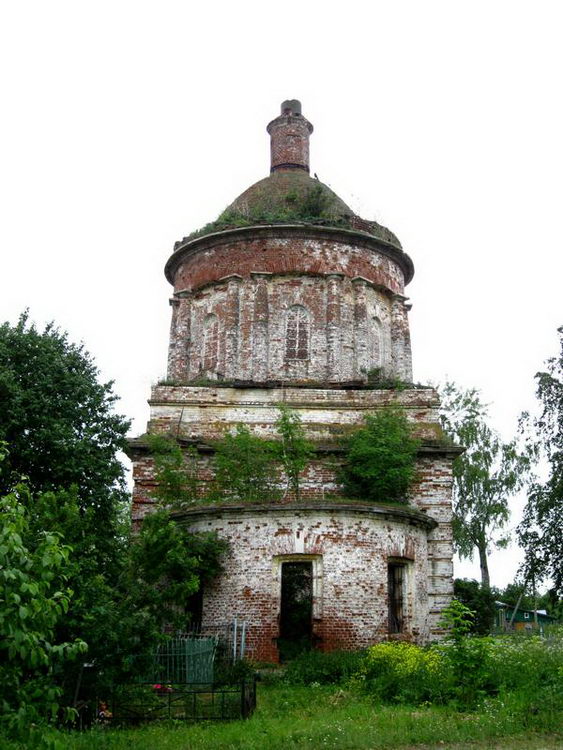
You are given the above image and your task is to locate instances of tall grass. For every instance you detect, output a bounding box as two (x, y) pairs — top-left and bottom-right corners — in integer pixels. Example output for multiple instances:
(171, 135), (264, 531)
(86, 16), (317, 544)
(10, 684), (561, 750)
(353, 630), (563, 711)
(2, 632), (562, 749)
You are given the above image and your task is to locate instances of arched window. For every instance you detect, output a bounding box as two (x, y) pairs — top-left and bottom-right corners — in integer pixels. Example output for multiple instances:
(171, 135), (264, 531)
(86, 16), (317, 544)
(285, 305), (310, 360)
(202, 313), (219, 372)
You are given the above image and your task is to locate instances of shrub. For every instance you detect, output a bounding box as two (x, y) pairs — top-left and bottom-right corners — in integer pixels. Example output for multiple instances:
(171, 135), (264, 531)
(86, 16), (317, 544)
(273, 404), (314, 501)
(213, 654), (257, 687)
(340, 408), (419, 503)
(437, 599), (495, 706)
(127, 510), (227, 632)
(354, 641), (450, 704)
(284, 649), (365, 685)
(487, 631), (563, 693)
(213, 424), (281, 503)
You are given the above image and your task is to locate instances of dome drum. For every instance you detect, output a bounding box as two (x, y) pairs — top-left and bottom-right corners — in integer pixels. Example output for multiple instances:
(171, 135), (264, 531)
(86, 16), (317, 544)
(167, 267), (412, 386)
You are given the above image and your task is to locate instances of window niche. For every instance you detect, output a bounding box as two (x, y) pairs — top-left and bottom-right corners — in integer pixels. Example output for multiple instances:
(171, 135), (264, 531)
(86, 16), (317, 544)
(285, 305), (310, 361)
(202, 313), (219, 373)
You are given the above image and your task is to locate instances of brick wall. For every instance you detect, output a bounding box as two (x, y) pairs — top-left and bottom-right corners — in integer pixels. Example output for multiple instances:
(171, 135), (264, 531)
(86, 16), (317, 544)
(167, 231), (412, 384)
(129, 383), (456, 650)
(131, 99), (456, 655)
(177, 505), (436, 661)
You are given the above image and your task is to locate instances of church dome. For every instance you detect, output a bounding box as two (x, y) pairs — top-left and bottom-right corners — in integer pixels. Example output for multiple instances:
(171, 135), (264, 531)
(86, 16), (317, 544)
(175, 100), (402, 251)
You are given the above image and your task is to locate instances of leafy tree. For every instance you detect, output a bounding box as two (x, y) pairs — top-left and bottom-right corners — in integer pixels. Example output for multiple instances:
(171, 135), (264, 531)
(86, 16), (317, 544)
(0, 470), (87, 739)
(0, 312), (131, 571)
(0, 314), (131, 709)
(494, 581), (536, 612)
(274, 404), (314, 501)
(127, 510), (227, 631)
(213, 424), (280, 503)
(453, 578), (496, 634)
(518, 326), (563, 595)
(340, 407), (419, 504)
(440, 383), (529, 588)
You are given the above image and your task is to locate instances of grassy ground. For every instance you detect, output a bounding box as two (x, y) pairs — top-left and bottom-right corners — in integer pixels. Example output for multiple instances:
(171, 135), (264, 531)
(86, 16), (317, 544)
(9, 683), (562, 750)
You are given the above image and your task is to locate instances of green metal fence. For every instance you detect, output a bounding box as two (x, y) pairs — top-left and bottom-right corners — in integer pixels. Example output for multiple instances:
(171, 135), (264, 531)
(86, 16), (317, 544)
(146, 636), (217, 684)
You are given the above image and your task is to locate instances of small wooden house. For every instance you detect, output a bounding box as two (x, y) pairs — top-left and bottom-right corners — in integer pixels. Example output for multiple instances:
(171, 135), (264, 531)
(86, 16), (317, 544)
(495, 601), (558, 631)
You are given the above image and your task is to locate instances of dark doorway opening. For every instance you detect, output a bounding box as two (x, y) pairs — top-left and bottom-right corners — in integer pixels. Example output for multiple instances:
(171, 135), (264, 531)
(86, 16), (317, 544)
(388, 563), (405, 633)
(278, 561), (313, 662)
(185, 586), (203, 630)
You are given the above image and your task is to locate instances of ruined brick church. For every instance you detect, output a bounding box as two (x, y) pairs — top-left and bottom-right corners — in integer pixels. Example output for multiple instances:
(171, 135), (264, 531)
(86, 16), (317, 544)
(129, 101), (457, 661)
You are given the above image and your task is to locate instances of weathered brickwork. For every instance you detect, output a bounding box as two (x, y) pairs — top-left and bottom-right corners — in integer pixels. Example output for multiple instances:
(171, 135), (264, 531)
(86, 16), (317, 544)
(267, 99), (313, 173)
(175, 506), (436, 660)
(166, 234), (413, 384)
(129, 100), (457, 659)
(145, 385), (442, 442)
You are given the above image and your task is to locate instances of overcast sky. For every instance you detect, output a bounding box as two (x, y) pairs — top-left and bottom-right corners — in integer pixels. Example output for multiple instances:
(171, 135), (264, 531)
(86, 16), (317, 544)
(1, 1), (561, 588)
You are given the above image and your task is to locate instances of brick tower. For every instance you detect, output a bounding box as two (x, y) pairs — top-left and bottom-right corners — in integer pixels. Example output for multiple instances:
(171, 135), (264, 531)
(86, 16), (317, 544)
(129, 101), (458, 661)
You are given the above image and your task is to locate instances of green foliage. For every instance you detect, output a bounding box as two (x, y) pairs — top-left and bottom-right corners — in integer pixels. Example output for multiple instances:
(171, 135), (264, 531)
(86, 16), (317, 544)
(212, 653), (256, 687)
(5, 676), (563, 749)
(440, 382), (530, 587)
(354, 624), (563, 713)
(185, 185), (350, 242)
(0, 481), (87, 739)
(340, 407), (419, 503)
(273, 404), (314, 501)
(0, 313), (137, 717)
(486, 630), (563, 694)
(127, 510), (227, 631)
(439, 597), (476, 641)
(354, 641), (450, 704)
(437, 599), (494, 706)
(454, 579), (496, 634)
(518, 326), (563, 594)
(0, 317), (229, 733)
(213, 424), (280, 503)
(0, 313), (130, 530)
(147, 435), (200, 509)
(283, 649), (365, 685)
(149, 406), (314, 506)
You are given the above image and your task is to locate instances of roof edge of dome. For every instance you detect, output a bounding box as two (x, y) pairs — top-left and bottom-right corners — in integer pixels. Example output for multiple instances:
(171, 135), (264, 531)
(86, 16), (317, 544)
(165, 223), (414, 286)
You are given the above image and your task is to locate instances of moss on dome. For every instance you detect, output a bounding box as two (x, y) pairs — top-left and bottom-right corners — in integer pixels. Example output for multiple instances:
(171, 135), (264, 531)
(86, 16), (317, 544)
(178, 170), (401, 249)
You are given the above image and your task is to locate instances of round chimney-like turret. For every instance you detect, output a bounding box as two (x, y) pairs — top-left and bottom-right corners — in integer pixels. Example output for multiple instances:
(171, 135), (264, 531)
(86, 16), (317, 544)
(267, 99), (314, 173)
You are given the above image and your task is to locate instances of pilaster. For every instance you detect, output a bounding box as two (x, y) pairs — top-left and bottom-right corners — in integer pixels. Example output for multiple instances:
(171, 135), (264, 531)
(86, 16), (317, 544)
(352, 277), (369, 379)
(251, 272), (271, 381)
(325, 273), (344, 381)
(167, 291), (192, 381)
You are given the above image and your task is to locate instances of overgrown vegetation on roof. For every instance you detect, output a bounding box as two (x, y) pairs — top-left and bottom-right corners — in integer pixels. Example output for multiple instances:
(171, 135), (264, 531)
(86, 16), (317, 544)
(146, 405), (427, 510)
(180, 185), (355, 244)
(339, 407), (420, 504)
(174, 184), (401, 250)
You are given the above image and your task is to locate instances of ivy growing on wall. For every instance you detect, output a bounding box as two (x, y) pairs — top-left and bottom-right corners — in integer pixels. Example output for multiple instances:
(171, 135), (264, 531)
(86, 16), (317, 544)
(148, 406), (313, 507)
(149, 405), (419, 508)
